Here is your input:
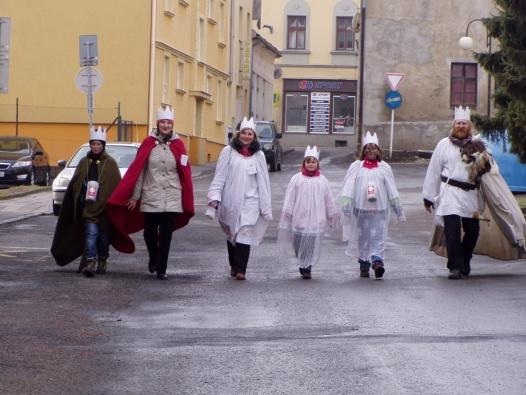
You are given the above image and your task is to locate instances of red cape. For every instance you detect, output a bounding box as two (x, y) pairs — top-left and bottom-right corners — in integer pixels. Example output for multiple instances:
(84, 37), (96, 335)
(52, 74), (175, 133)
(107, 136), (194, 253)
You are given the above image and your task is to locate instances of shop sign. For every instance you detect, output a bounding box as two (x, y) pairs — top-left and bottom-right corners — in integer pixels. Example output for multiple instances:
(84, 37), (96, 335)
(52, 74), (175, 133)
(284, 79), (357, 93)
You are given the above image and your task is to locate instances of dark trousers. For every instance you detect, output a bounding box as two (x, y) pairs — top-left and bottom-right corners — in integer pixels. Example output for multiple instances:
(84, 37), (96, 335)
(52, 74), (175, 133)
(143, 212), (177, 275)
(443, 215), (479, 272)
(227, 240), (251, 274)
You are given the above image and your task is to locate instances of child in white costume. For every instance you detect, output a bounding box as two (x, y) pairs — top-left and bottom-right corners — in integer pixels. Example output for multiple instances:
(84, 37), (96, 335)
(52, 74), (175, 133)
(278, 146), (338, 279)
(341, 132), (405, 278)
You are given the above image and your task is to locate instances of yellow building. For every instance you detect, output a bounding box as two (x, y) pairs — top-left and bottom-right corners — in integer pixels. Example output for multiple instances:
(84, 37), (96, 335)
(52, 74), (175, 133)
(256, 0), (360, 148)
(0, 0), (253, 165)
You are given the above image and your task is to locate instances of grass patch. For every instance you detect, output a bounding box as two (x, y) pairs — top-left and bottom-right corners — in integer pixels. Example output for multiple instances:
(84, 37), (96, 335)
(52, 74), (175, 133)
(0, 185), (48, 199)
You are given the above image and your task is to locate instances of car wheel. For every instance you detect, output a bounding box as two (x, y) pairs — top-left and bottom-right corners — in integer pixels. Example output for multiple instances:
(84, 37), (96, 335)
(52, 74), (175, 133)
(53, 203), (61, 216)
(269, 154), (277, 172)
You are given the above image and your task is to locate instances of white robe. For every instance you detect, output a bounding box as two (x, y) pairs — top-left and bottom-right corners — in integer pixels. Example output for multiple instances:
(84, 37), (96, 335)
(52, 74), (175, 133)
(207, 146), (272, 245)
(278, 173), (338, 267)
(341, 160), (404, 260)
(422, 137), (484, 218)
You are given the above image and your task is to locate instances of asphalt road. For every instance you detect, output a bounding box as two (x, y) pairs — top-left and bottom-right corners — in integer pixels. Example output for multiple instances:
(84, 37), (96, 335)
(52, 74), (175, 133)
(1, 151), (525, 394)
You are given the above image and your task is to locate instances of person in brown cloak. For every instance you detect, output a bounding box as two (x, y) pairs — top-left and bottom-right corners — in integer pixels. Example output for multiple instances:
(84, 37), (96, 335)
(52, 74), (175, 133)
(51, 126), (122, 276)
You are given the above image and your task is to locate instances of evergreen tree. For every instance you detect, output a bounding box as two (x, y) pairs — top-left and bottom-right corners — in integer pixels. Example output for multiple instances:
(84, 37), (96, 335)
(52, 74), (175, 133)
(473, 0), (526, 162)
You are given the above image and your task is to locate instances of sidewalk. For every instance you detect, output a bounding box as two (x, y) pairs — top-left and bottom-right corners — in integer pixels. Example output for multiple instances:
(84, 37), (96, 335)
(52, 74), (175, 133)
(0, 163), (217, 225)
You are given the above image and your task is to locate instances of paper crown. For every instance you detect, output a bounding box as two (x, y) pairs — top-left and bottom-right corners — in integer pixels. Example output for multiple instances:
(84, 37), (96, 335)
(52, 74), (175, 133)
(239, 116), (256, 132)
(454, 106), (471, 121)
(304, 145), (320, 160)
(157, 105), (174, 121)
(89, 126), (107, 142)
(363, 131), (379, 147)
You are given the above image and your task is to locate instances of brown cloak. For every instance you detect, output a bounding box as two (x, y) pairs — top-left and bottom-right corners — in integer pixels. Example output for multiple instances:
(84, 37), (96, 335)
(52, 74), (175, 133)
(51, 151), (122, 266)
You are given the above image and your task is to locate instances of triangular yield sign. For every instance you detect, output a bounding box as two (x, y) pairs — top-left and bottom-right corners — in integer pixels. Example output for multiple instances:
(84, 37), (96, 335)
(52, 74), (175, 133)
(385, 73), (405, 91)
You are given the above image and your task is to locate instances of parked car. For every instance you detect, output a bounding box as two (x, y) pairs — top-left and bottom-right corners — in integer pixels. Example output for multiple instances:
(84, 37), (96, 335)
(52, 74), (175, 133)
(52, 142), (140, 215)
(0, 136), (50, 185)
(256, 121), (283, 172)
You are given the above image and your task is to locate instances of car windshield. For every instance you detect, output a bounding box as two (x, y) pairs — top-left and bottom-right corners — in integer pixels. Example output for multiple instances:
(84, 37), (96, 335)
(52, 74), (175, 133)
(256, 124), (274, 139)
(68, 145), (137, 168)
(0, 139), (30, 154)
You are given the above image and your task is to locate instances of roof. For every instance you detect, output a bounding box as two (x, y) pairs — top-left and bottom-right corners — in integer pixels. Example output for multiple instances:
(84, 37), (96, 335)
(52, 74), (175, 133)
(252, 31), (282, 58)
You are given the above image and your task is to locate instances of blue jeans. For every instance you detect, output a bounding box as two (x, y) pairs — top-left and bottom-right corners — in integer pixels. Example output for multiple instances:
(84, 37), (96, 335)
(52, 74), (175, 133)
(85, 221), (109, 260)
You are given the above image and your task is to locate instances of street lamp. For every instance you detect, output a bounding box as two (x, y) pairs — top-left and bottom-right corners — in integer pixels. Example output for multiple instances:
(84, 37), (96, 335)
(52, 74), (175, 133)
(458, 18), (492, 117)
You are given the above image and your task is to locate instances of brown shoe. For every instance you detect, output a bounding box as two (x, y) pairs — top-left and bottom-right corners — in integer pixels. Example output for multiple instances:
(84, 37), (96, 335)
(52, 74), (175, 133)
(77, 257), (87, 273)
(96, 258), (108, 274)
(230, 269), (237, 277)
(235, 272), (245, 280)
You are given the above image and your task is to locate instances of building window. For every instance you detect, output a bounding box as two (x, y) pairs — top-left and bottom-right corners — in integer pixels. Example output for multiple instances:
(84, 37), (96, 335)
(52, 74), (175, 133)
(336, 16), (353, 50)
(207, 0), (215, 20)
(219, 2), (226, 43)
(332, 94), (355, 133)
(285, 93), (309, 132)
(198, 18), (205, 61)
(287, 16), (306, 49)
(238, 6), (243, 39)
(206, 74), (212, 93)
(0, 17), (11, 93)
(176, 61), (185, 91)
(164, 0), (174, 15)
(217, 80), (224, 121)
(451, 62), (477, 107)
(162, 55), (170, 103)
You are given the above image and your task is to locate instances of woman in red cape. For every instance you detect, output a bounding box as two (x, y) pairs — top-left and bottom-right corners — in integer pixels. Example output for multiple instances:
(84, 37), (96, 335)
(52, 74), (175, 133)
(107, 105), (194, 279)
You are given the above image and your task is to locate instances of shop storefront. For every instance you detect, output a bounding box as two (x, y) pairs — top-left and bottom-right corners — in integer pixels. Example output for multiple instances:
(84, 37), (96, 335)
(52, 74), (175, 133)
(283, 79), (357, 135)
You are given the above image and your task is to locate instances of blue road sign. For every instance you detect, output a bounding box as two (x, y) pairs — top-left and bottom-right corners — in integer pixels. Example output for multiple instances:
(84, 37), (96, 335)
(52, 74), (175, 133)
(385, 90), (402, 109)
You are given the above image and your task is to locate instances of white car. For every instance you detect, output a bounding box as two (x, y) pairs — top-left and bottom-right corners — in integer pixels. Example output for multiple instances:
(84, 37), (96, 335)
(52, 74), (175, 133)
(52, 142), (140, 215)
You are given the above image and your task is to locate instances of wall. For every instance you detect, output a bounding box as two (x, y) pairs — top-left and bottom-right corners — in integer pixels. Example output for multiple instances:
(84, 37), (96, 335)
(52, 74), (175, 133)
(363, 0), (495, 151)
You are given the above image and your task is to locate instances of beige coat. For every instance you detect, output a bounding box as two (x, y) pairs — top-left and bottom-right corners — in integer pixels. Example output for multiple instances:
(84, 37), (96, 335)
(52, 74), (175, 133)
(132, 135), (183, 213)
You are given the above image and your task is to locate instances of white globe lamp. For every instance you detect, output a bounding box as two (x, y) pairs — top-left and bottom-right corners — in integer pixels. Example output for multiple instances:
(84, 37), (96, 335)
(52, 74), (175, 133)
(459, 36), (474, 50)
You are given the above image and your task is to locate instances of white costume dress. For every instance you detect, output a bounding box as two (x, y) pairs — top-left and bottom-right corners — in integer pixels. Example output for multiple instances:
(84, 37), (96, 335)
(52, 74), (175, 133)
(341, 160), (405, 261)
(278, 172), (338, 268)
(207, 146), (272, 245)
(423, 137), (484, 219)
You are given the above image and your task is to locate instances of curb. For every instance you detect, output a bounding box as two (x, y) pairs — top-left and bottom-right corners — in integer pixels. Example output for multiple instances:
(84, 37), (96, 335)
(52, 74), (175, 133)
(0, 186), (52, 201)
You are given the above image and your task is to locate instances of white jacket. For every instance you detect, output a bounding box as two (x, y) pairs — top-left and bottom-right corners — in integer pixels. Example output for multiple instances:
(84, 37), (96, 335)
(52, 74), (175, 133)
(423, 137), (484, 218)
(207, 146), (272, 245)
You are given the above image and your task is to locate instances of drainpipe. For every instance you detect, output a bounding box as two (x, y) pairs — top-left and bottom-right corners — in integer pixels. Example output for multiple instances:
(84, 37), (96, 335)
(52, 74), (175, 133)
(355, 0), (366, 158)
(147, 0), (157, 133)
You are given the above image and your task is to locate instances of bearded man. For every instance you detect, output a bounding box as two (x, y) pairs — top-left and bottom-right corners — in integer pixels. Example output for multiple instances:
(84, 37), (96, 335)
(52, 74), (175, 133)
(422, 106), (484, 279)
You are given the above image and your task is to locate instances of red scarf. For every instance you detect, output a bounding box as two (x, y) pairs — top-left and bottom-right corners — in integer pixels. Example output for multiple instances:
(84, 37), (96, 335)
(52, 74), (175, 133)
(107, 136), (195, 253)
(301, 166), (320, 177)
(239, 146), (252, 157)
(363, 159), (379, 169)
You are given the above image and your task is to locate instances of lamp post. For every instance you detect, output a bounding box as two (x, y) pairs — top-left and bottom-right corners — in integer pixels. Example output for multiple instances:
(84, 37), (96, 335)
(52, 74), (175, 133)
(459, 18), (492, 117)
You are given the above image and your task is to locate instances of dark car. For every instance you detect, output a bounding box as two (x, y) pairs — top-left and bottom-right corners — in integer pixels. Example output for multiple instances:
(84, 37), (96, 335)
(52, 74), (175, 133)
(256, 121), (283, 172)
(0, 136), (50, 185)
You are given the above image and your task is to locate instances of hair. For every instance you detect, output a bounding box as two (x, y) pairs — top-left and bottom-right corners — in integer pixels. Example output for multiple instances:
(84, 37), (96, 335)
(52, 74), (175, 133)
(360, 143), (383, 161)
(89, 139), (106, 148)
(230, 129), (261, 154)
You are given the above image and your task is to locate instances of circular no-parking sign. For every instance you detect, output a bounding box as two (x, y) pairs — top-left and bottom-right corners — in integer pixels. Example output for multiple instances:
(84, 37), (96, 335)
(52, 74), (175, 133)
(75, 66), (103, 94)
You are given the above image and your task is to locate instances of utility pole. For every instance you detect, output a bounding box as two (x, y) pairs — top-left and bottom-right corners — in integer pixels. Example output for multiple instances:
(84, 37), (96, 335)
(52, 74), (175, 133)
(355, 0), (367, 158)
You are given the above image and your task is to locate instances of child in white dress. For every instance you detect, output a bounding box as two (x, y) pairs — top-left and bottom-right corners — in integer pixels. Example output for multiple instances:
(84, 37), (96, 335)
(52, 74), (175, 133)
(341, 132), (405, 279)
(278, 146), (338, 279)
